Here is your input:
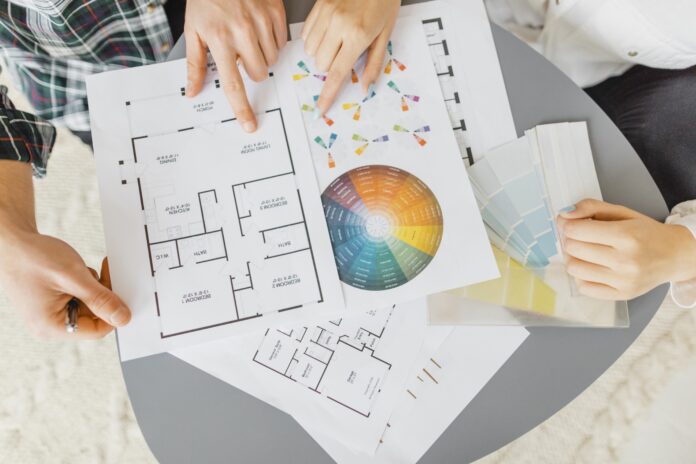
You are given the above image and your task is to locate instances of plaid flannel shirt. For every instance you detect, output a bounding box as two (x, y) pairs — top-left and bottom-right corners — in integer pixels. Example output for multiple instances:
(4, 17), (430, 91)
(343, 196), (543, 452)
(0, 0), (175, 177)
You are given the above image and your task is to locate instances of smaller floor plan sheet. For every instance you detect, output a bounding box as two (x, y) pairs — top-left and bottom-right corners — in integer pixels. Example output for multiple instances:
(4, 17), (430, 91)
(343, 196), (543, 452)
(174, 299), (429, 454)
(302, 326), (529, 463)
(87, 59), (344, 361)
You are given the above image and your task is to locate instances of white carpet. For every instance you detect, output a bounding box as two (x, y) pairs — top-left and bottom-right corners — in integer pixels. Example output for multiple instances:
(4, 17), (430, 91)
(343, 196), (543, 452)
(1, 71), (695, 464)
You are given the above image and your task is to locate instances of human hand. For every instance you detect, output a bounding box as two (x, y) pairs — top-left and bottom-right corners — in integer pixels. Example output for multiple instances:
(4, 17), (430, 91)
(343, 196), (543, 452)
(557, 199), (696, 300)
(0, 231), (131, 340)
(185, 0), (288, 132)
(302, 0), (401, 113)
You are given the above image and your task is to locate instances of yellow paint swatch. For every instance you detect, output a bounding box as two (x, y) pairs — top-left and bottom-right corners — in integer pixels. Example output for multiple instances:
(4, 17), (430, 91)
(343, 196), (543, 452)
(450, 246), (556, 315)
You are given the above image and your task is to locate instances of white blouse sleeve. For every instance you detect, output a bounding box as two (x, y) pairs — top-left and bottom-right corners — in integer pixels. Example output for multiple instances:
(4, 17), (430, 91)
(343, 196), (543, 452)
(665, 200), (696, 309)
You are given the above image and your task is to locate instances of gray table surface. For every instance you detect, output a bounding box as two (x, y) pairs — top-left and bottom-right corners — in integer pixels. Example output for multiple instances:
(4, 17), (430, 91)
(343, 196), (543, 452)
(121, 1), (670, 462)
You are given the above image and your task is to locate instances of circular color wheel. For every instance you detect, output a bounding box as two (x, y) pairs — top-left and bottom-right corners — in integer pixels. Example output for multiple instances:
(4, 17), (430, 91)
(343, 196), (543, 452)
(321, 165), (444, 291)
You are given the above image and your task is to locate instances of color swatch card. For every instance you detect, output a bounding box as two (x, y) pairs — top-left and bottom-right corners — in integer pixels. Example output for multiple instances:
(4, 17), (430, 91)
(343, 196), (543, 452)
(430, 122), (630, 327)
(468, 135), (558, 268)
(275, 17), (498, 311)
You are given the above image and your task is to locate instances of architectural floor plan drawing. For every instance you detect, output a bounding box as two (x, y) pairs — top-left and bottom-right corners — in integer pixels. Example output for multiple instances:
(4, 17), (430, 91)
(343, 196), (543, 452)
(253, 307), (395, 417)
(303, 326), (529, 464)
(123, 109), (324, 338)
(398, 1), (516, 158)
(88, 59), (344, 361)
(174, 299), (430, 455)
(421, 16), (473, 164)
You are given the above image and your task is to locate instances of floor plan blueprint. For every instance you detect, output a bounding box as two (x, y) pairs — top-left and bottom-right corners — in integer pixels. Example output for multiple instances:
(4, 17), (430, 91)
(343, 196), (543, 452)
(421, 16), (473, 164)
(302, 326), (529, 464)
(123, 107), (323, 338)
(396, 1), (516, 161)
(253, 307), (396, 417)
(174, 299), (430, 454)
(87, 59), (344, 361)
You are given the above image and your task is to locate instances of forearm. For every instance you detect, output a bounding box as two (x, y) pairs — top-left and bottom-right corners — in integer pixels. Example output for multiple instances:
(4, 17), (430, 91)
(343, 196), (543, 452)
(0, 161), (130, 337)
(0, 161), (37, 243)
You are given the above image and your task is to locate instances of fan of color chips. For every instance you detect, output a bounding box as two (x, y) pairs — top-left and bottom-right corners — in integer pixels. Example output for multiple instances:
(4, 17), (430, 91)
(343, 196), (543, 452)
(387, 81), (420, 111)
(342, 85), (377, 121)
(393, 124), (430, 146)
(469, 136), (558, 268)
(384, 41), (407, 74)
(352, 133), (389, 155)
(293, 61), (327, 82)
(468, 122), (602, 271)
(314, 133), (338, 169)
(321, 165), (443, 291)
(301, 95), (335, 126)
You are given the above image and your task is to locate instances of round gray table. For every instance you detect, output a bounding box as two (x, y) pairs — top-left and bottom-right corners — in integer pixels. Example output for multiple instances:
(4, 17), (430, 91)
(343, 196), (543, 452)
(121, 1), (669, 462)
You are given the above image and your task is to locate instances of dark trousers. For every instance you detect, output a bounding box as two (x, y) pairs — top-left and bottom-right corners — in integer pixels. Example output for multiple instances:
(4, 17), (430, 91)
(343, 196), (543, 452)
(585, 65), (696, 210)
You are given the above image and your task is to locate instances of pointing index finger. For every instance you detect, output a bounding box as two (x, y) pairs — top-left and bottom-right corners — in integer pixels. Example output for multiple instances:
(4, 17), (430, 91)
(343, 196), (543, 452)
(208, 42), (257, 133)
(185, 31), (207, 97)
(316, 44), (363, 114)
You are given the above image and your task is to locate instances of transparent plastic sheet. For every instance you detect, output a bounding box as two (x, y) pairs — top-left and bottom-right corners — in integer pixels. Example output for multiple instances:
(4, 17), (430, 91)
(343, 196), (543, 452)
(428, 263), (630, 328)
(428, 294), (629, 328)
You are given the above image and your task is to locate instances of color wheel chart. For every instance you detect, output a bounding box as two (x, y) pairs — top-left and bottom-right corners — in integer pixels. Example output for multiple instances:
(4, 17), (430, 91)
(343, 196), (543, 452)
(321, 165), (443, 291)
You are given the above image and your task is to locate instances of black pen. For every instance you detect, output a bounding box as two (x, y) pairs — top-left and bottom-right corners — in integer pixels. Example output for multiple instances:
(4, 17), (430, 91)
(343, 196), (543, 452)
(65, 298), (79, 333)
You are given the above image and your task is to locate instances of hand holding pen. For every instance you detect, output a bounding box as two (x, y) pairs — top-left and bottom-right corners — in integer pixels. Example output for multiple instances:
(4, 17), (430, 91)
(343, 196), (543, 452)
(56, 258), (131, 338)
(57, 258), (131, 338)
(0, 231), (131, 340)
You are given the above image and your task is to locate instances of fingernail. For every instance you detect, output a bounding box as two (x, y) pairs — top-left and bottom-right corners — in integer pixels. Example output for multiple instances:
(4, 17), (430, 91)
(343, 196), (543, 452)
(367, 83), (375, 95)
(559, 204), (576, 214)
(110, 306), (130, 326)
(243, 121), (256, 133)
(312, 108), (321, 121)
(186, 80), (193, 96)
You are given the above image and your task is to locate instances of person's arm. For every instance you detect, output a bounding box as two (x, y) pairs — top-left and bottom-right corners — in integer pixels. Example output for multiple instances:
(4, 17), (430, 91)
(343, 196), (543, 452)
(556, 199), (696, 301)
(0, 83), (131, 339)
(184, 0), (287, 133)
(0, 161), (131, 339)
(302, 0), (401, 113)
(665, 200), (696, 308)
(0, 82), (55, 177)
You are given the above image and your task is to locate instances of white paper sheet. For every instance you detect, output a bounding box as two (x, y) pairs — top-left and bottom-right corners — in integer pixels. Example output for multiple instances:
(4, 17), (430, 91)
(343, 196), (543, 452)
(301, 326), (529, 463)
(289, 0), (517, 160)
(87, 59), (345, 361)
(399, 0), (516, 159)
(278, 17), (499, 312)
(174, 299), (439, 454)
